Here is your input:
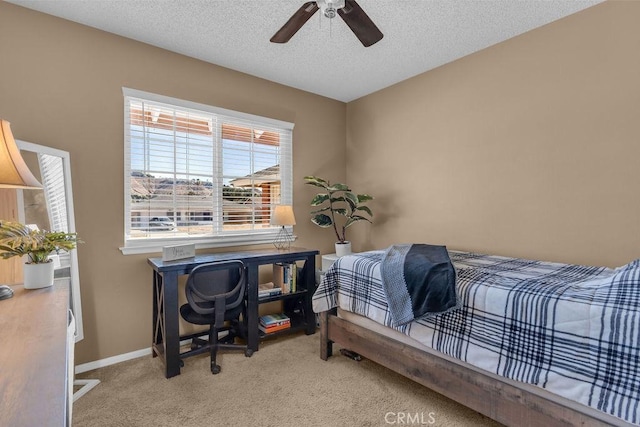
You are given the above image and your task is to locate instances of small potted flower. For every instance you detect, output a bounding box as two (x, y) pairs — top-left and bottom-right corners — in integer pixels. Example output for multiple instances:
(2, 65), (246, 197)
(0, 221), (80, 289)
(304, 175), (373, 256)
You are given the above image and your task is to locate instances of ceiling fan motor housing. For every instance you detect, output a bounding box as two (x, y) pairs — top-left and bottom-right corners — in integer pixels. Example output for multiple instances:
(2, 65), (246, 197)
(317, 0), (345, 19)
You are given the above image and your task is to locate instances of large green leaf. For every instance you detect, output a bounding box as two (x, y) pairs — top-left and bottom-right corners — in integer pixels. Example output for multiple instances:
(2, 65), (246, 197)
(311, 214), (333, 227)
(344, 215), (372, 228)
(310, 193), (329, 206)
(344, 192), (357, 210)
(330, 196), (345, 204)
(0, 221), (30, 238)
(357, 194), (373, 203)
(310, 206), (331, 214)
(328, 183), (350, 192)
(333, 208), (348, 216)
(304, 176), (329, 187)
(356, 206), (373, 217)
(305, 181), (329, 189)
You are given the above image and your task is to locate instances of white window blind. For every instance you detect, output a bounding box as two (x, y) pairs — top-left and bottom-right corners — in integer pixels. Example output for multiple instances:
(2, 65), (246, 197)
(39, 154), (68, 233)
(122, 88), (293, 254)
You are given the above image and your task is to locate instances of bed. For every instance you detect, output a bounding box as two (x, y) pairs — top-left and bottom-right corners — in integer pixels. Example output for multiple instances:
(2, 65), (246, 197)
(313, 247), (640, 426)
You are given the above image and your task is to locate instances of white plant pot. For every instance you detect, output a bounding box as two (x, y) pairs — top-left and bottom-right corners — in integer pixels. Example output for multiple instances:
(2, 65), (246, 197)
(23, 261), (55, 289)
(335, 241), (352, 257)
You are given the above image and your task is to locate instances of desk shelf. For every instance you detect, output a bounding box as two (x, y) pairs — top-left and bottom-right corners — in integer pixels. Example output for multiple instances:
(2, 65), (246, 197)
(257, 256), (317, 341)
(258, 288), (307, 303)
(258, 311), (306, 339)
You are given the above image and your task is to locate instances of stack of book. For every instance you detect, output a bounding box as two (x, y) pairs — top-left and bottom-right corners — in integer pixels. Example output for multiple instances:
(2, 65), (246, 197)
(259, 313), (291, 334)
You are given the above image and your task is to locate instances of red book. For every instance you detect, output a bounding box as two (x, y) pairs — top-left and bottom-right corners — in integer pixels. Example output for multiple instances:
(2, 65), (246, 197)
(259, 322), (291, 334)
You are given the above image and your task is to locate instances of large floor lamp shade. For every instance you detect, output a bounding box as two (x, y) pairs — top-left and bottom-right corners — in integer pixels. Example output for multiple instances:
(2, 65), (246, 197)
(0, 120), (42, 189)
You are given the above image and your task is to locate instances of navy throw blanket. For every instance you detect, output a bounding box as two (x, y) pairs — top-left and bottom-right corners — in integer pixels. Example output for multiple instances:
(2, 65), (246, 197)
(381, 244), (458, 326)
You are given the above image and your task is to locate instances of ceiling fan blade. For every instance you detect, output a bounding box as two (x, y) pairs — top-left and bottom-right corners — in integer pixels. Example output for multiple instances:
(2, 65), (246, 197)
(337, 0), (383, 47)
(270, 2), (319, 43)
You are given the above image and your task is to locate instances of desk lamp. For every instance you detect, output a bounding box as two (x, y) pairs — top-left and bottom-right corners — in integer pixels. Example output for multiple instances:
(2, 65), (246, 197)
(271, 205), (296, 250)
(0, 120), (42, 300)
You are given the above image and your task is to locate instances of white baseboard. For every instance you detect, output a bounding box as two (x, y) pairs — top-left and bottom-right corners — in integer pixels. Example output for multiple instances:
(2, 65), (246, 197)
(75, 347), (151, 374)
(74, 334), (211, 374)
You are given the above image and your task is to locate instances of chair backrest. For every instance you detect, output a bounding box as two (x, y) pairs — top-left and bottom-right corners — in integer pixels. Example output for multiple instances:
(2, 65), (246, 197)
(185, 260), (246, 316)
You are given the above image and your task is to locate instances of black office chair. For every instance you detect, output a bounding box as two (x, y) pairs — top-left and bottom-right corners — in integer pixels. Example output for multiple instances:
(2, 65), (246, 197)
(179, 260), (252, 374)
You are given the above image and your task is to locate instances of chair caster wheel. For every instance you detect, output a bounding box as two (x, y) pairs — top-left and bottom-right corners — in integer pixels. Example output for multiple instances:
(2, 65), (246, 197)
(245, 348), (254, 358)
(211, 364), (221, 374)
(179, 360), (184, 368)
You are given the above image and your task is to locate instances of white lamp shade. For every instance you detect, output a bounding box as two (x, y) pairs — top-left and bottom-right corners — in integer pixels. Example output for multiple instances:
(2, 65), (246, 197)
(0, 120), (42, 189)
(272, 205), (296, 226)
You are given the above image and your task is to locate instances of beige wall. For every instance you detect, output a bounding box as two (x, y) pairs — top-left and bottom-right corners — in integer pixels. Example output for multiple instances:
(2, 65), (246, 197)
(2, 1), (638, 364)
(347, 1), (640, 268)
(0, 3), (346, 363)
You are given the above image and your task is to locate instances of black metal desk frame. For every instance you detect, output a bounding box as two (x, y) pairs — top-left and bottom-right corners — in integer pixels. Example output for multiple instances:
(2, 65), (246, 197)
(148, 247), (318, 378)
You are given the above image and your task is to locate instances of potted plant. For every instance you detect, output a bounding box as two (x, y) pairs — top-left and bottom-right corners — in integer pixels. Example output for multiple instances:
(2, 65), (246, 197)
(0, 221), (80, 289)
(304, 175), (373, 256)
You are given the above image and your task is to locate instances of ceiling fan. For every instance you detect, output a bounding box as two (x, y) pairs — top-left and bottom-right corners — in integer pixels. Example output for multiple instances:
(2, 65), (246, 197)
(270, 0), (383, 47)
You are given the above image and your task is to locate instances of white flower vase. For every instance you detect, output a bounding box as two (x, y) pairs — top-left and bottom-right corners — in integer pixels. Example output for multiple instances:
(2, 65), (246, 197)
(335, 241), (352, 257)
(23, 261), (55, 289)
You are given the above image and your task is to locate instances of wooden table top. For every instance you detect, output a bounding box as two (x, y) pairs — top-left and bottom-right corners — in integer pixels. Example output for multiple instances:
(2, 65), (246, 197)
(0, 280), (70, 426)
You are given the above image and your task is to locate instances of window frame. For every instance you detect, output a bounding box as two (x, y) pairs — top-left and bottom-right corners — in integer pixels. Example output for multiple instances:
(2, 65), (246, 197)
(120, 88), (294, 255)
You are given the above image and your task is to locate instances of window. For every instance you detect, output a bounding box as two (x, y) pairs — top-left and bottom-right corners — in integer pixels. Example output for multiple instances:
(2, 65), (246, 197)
(121, 88), (293, 254)
(38, 153), (72, 267)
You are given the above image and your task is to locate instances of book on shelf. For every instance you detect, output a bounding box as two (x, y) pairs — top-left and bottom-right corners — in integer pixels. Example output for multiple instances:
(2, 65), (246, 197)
(290, 263), (297, 292)
(259, 313), (291, 327)
(259, 288), (282, 298)
(259, 322), (291, 334)
(273, 262), (298, 294)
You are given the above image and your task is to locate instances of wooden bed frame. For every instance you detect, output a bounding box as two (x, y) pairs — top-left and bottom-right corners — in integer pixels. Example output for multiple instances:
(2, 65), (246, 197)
(319, 309), (632, 427)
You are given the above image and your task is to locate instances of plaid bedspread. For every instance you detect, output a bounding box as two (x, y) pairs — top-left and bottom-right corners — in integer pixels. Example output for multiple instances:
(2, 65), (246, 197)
(313, 250), (640, 425)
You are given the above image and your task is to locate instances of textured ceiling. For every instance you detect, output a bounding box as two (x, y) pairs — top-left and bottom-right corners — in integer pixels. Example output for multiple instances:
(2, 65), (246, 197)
(8, 0), (603, 102)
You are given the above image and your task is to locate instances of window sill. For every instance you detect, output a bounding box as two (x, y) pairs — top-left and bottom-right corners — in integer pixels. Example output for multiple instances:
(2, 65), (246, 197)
(119, 231), (294, 256)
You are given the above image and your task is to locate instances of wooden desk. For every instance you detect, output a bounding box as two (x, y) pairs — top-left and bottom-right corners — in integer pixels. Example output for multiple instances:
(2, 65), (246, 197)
(0, 281), (70, 426)
(148, 247), (318, 378)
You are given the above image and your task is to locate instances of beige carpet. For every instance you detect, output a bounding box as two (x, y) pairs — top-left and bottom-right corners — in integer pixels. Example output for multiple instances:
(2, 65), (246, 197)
(73, 333), (502, 427)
